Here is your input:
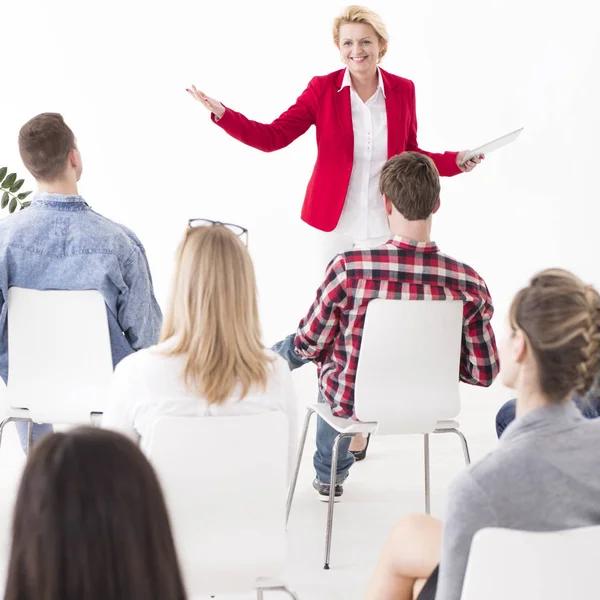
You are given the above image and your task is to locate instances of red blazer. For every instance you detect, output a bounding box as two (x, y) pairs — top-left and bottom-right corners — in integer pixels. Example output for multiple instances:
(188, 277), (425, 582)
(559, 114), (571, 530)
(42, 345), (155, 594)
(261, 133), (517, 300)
(213, 68), (462, 232)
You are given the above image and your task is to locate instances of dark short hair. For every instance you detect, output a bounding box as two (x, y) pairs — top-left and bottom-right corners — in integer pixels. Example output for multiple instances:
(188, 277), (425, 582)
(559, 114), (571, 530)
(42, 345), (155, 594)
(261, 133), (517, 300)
(4, 428), (187, 600)
(18, 112), (76, 181)
(379, 152), (441, 220)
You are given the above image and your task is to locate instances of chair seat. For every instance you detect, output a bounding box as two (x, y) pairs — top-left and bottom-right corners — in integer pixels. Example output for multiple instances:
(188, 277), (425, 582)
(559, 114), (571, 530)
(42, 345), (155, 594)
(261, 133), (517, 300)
(311, 403), (378, 435)
(310, 404), (459, 435)
(434, 419), (460, 430)
(4, 407), (31, 420)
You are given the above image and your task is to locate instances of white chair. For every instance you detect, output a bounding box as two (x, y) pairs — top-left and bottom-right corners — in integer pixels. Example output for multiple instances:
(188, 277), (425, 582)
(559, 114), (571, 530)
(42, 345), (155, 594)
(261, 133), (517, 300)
(146, 412), (299, 599)
(0, 288), (114, 450)
(286, 299), (470, 569)
(461, 526), (600, 600)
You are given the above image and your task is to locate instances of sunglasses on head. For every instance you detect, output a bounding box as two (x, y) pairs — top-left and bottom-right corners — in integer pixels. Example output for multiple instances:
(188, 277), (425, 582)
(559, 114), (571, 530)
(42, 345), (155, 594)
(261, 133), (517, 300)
(188, 218), (248, 246)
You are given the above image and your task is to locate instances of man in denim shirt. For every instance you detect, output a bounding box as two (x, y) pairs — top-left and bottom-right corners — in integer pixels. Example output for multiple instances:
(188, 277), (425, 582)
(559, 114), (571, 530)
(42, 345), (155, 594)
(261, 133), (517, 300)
(0, 113), (162, 450)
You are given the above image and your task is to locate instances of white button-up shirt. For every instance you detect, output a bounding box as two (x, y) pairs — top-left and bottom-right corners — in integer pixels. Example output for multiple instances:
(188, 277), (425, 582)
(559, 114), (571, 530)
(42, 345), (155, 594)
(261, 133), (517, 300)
(334, 67), (390, 245)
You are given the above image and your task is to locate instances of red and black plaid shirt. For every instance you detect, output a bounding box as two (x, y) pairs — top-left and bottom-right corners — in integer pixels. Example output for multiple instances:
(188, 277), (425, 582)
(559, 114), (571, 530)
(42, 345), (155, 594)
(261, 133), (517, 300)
(294, 236), (499, 418)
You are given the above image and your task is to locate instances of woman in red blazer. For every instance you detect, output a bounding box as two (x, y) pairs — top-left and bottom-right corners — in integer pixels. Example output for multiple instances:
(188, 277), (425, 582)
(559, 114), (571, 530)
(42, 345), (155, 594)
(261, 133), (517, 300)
(188, 6), (482, 237)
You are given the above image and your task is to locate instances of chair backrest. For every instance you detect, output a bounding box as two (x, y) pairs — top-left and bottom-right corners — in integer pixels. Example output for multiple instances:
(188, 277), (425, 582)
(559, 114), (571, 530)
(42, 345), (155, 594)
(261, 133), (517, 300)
(146, 411), (288, 595)
(461, 526), (600, 600)
(354, 299), (463, 433)
(7, 287), (113, 423)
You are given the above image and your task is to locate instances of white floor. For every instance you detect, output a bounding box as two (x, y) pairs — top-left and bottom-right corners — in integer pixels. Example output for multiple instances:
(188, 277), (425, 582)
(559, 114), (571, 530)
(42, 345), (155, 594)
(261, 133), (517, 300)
(0, 365), (512, 600)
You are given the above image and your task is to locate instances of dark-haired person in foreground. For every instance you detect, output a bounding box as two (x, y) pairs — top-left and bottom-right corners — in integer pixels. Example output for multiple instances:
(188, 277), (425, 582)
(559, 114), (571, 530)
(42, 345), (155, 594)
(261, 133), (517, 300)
(0, 113), (161, 451)
(4, 428), (187, 600)
(365, 268), (600, 600)
(275, 152), (499, 499)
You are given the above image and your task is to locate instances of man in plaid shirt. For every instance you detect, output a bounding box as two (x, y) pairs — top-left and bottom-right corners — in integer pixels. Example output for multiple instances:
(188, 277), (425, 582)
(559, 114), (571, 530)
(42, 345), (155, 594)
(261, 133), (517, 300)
(276, 152), (499, 499)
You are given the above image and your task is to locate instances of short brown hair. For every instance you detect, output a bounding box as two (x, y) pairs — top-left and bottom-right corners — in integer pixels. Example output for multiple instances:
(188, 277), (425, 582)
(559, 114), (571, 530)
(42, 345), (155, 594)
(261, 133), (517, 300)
(510, 269), (600, 403)
(379, 152), (441, 220)
(333, 5), (389, 60)
(18, 112), (76, 181)
(4, 428), (187, 600)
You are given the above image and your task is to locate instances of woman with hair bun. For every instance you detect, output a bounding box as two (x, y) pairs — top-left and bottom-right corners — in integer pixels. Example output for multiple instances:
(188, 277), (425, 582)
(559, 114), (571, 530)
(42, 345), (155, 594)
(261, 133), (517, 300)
(365, 268), (600, 600)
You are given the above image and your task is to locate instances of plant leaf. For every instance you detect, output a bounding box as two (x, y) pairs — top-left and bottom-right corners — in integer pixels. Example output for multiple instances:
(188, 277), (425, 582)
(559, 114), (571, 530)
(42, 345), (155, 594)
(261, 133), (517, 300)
(1, 192), (9, 209)
(18, 191), (33, 200)
(21, 200), (32, 209)
(0, 168), (6, 181)
(10, 179), (24, 193)
(2, 173), (17, 189)
(8, 198), (17, 213)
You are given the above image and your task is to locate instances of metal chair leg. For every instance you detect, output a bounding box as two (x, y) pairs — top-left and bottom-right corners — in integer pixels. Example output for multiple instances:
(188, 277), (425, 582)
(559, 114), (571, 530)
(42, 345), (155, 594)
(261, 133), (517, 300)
(26, 420), (34, 455)
(0, 416), (16, 451)
(286, 408), (315, 525)
(324, 432), (355, 570)
(424, 433), (431, 515)
(433, 427), (471, 465)
(256, 586), (300, 599)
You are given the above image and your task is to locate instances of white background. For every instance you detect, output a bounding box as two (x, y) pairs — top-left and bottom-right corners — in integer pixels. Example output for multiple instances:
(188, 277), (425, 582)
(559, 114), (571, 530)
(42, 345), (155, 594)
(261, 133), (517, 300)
(2, 3), (600, 596)
(2, 0), (600, 344)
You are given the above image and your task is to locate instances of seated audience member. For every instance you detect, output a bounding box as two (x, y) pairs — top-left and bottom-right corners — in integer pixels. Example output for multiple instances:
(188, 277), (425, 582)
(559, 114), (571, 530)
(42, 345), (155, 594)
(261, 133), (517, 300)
(3, 427), (187, 600)
(275, 152), (499, 500)
(365, 268), (600, 600)
(495, 382), (600, 437)
(102, 221), (298, 473)
(0, 113), (162, 450)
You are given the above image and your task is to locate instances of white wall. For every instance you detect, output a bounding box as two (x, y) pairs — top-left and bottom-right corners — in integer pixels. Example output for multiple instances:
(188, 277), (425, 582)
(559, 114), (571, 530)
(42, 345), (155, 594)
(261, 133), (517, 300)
(2, 0), (599, 345)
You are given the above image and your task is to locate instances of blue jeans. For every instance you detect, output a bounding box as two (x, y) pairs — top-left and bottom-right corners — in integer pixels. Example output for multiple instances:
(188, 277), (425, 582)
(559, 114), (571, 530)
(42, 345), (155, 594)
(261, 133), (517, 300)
(272, 333), (355, 484)
(496, 396), (600, 438)
(15, 421), (53, 453)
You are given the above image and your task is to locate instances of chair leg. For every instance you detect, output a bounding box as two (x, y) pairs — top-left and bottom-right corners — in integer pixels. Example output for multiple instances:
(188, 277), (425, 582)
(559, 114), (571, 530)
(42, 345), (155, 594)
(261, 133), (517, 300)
(90, 412), (103, 428)
(258, 586), (300, 599)
(433, 428), (471, 465)
(0, 416), (16, 451)
(286, 408), (315, 526)
(424, 433), (431, 515)
(324, 432), (355, 570)
(26, 420), (33, 455)
(256, 589), (264, 600)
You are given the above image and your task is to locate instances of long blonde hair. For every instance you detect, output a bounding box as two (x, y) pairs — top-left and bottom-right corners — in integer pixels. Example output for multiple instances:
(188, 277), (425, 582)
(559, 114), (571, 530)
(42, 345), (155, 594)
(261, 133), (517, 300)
(160, 225), (273, 404)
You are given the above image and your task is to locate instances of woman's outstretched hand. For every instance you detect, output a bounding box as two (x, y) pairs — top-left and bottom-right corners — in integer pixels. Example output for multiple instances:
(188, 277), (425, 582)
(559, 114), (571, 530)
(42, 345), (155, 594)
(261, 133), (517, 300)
(186, 85), (225, 119)
(456, 151), (485, 173)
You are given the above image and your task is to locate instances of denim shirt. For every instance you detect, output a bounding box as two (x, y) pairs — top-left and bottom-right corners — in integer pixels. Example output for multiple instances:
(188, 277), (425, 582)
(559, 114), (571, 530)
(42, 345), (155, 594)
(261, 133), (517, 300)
(0, 193), (163, 382)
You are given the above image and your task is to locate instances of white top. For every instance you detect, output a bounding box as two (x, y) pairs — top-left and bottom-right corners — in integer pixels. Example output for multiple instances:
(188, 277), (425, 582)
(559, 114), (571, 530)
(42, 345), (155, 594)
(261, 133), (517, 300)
(335, 67), (390, 243)
(102, 343), (299, 477)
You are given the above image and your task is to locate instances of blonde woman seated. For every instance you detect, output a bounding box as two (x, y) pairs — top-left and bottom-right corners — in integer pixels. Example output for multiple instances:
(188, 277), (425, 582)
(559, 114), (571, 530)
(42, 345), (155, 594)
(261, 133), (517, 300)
(103, 220), (298, 473)
(365, 269), (600, 600)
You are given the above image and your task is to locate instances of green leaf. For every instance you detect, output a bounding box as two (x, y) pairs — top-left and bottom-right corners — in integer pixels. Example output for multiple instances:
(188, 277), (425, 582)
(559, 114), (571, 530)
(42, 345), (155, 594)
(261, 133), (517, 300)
(21, 200), (32, 209)
(8, 197), (17, 213)
(1, 192), (9, 209)
(2, 173), (16, 189)
(18, 190), (33, 200)
(9, 179), (24, 193)
(0, 168), (6, 181)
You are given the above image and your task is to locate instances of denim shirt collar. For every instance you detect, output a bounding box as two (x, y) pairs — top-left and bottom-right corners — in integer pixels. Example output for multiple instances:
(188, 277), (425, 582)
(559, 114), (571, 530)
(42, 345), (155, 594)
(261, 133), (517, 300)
(32, 192), (90, 209)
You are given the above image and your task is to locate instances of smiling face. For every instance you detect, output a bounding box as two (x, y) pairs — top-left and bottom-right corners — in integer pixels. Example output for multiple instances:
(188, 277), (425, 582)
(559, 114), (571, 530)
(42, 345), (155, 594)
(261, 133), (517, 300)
(337, 22), (381, 76)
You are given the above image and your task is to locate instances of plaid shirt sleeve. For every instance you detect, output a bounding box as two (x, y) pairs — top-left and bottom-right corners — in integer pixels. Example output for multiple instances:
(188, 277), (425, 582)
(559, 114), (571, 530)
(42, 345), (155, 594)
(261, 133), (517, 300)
(294, 255), (348, 362)
(460, 282), (500, 387)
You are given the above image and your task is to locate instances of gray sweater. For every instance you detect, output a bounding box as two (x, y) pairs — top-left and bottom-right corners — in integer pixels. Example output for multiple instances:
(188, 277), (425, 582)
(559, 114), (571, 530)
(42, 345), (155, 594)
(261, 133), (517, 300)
(436, 402), (600, 600)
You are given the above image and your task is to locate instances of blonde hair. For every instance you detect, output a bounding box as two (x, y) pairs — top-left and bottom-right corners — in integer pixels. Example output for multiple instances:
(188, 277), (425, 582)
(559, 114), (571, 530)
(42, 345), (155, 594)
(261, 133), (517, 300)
(160, 226), (273, 404)
(332, 5), (389, 60)
(510, 268), (600, 403)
